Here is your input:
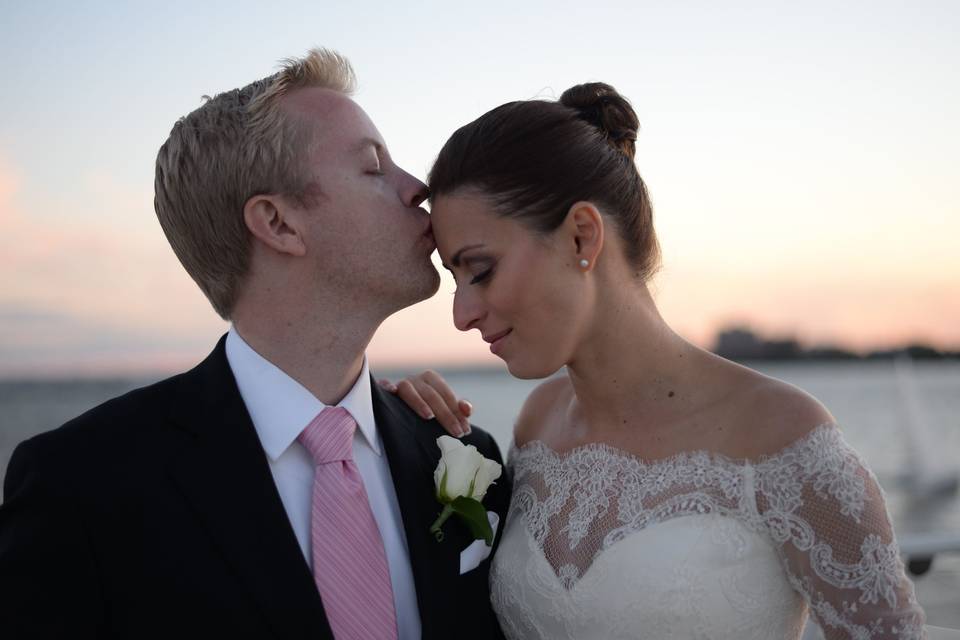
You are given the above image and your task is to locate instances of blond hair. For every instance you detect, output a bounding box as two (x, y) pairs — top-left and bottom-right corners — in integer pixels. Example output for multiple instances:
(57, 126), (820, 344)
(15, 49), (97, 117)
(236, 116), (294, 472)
(153, 48), (356, 319)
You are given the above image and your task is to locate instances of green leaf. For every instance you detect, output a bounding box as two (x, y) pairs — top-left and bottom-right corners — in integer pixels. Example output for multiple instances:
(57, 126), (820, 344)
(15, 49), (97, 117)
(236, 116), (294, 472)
(450, 496), (493, 546)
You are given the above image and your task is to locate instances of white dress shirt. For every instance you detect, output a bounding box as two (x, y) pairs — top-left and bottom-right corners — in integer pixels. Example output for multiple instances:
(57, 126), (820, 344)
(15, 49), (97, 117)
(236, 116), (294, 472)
(225, 327), (421, 639)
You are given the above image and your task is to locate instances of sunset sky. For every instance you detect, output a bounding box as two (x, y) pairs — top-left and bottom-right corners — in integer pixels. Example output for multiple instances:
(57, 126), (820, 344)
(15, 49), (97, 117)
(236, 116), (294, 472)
(1, 1), (957, 377)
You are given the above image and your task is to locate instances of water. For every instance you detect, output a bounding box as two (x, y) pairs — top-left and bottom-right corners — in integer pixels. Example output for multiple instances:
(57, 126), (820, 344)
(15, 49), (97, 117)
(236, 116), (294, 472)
(2, 360), (958, 625)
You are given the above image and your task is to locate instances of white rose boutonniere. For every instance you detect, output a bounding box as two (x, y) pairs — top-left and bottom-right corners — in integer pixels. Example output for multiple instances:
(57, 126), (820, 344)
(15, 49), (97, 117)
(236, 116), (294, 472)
(430, 435), (502, 546)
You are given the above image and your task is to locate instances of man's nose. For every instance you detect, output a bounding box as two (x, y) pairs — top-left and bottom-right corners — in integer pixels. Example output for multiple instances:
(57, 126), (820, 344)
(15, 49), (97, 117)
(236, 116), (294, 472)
(398, 169), (429, 208)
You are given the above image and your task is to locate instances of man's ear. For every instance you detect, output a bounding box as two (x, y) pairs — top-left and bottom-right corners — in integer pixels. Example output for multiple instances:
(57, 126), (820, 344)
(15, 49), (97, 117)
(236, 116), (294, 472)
(563, 201), (604, 271)
(243, 194), (307, 257)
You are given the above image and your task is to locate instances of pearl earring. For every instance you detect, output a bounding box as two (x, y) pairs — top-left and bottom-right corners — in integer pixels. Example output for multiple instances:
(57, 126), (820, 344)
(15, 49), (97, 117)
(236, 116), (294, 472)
(579, 259), (590, 269)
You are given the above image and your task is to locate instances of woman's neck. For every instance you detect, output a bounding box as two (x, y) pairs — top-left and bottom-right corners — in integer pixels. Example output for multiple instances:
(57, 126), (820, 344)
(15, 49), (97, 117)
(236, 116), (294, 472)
(565, 284), (717, 441)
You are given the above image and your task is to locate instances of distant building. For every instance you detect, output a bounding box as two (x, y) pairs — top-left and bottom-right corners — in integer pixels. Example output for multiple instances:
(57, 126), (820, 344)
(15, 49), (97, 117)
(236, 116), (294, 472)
(712, 326), (955, 362)
(806, 346), (858, 360)
(712, 327), (809, 361)
(762, 339), (802, 360)
(714, 327), (764, 360)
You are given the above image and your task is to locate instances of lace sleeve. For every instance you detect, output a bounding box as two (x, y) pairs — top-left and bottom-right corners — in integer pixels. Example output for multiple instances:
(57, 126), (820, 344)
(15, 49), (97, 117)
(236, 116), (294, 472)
(754, 425), (926, 639)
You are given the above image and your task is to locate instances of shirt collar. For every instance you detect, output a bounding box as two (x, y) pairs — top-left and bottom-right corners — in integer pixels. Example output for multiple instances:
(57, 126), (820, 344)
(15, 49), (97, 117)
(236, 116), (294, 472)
(225, 326), (382, 461)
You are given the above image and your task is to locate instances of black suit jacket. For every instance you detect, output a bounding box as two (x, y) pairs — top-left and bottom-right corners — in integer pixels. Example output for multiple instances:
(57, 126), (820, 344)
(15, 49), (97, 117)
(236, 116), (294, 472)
(0, 336), (512, 639)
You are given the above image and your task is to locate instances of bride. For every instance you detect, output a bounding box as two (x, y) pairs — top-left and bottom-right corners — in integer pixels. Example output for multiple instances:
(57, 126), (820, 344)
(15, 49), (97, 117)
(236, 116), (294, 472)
(389, 83), (926, 638)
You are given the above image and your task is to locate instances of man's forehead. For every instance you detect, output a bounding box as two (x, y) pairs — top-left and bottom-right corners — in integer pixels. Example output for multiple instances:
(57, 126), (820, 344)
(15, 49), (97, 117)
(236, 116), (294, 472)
(283, 86), (351, 115)
(283, 87), (382, 148)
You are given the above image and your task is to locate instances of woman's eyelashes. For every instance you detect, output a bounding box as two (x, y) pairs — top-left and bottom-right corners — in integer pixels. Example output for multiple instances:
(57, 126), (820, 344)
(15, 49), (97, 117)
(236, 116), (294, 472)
(460, 255), (497, 286)
(446, 262), (495, 293)
(469, 266), (494, 285)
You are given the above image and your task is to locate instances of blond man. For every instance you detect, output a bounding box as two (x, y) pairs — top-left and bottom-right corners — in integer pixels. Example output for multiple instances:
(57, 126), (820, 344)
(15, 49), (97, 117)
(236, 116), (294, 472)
(0, 49), (510, 640)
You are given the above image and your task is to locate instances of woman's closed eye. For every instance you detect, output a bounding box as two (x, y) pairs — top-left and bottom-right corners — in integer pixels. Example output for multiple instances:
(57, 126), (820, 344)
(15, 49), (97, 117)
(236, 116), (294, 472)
(469, 267), (494, 285)
(443, 254), (496, 292)
(445, 266), (494, 294)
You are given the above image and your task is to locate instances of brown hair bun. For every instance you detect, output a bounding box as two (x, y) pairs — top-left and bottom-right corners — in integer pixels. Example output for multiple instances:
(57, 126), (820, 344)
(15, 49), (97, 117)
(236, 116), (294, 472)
(560, 82), (639, 159)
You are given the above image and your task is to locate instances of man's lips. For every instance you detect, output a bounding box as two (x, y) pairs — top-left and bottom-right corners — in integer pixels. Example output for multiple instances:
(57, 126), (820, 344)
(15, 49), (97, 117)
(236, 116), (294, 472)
(421, 221), (435, 244)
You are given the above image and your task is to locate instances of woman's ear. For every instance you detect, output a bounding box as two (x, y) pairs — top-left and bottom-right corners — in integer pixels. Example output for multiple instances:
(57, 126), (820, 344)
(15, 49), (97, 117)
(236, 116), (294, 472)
(564, 201), (604, 271)
(243, 194), (307, 257)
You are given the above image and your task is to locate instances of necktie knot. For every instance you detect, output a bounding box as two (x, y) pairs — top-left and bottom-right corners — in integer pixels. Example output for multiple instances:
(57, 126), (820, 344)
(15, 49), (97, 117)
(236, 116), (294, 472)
(298, 406), (356, 464)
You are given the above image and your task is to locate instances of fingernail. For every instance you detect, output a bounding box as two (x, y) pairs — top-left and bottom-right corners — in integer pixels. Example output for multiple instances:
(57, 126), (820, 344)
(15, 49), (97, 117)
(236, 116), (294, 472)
(423, 411), (435, 420)
(463, 400), (473, 415)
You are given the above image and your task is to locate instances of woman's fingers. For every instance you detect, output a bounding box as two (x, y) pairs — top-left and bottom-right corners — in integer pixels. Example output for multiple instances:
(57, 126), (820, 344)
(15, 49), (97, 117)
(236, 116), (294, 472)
(420, 371), (471, 435)
(384, 371), (472, 437)
(377, 378), (398, 393)
(410, 377), (468, 436)
(394, 379), (435, 421)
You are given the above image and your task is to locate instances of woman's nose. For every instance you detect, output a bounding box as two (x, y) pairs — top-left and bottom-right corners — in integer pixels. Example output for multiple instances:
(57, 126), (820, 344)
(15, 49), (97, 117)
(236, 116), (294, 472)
(452, 288), (484, 332)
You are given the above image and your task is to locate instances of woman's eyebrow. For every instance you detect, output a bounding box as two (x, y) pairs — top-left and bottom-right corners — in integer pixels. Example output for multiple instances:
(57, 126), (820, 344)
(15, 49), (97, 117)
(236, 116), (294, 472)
(443, 244), (486, 270)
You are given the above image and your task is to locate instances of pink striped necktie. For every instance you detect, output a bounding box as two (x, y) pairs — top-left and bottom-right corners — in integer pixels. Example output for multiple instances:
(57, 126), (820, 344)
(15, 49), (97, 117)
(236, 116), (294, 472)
(297, 406), (398, 640)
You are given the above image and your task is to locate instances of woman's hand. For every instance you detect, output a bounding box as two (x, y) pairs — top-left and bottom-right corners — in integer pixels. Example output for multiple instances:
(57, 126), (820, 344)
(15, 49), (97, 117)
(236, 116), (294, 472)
(378, 370), (473, 437)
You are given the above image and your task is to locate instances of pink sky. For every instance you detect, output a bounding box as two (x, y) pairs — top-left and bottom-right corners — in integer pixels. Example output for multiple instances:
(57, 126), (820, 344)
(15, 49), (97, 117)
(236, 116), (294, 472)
(2, 150), (956, 378)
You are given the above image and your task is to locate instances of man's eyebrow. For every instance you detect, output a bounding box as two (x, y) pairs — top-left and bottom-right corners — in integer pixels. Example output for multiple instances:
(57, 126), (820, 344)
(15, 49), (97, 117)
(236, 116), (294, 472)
(444, 244), (486, 270)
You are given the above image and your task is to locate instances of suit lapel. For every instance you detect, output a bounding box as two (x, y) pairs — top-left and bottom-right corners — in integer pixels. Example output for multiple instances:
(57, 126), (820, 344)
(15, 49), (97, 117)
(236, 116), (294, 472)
(371, 381), (471, 638)
(166, 336), (332, 640)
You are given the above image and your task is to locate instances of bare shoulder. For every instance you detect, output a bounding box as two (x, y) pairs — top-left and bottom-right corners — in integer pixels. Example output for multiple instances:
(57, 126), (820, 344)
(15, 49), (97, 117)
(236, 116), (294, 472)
(723, 369), (837, 459)
(513, 376), (572, 447)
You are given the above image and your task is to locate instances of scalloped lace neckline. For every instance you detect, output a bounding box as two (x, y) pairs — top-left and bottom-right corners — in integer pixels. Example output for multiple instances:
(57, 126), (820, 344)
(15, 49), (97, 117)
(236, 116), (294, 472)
(509, 421), (840, 469)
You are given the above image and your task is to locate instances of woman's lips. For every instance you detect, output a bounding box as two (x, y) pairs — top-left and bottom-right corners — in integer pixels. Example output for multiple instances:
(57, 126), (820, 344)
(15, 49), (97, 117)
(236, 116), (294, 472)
(485, 329), (513, 355)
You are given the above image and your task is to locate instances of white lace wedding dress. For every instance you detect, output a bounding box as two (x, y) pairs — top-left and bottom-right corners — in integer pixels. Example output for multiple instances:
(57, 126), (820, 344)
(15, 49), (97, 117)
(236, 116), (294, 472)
(490, 424), (926, 639)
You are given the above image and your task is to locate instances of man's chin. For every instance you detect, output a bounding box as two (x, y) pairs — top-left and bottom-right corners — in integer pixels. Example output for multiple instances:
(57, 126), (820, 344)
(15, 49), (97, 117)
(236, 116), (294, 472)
(377, 265), (440, 312)
(409, 260), (441, 295)
(424, 267), (441, 297)
(405, 268), (441, 306)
